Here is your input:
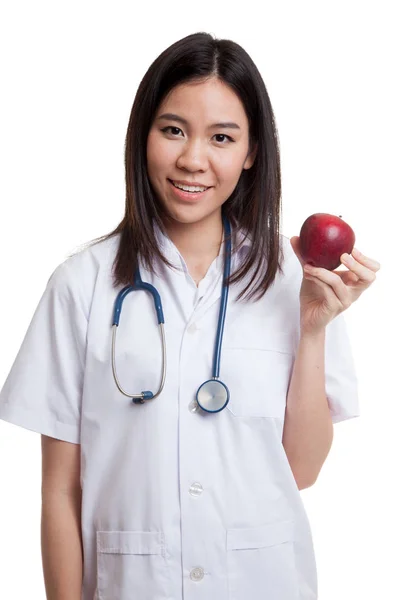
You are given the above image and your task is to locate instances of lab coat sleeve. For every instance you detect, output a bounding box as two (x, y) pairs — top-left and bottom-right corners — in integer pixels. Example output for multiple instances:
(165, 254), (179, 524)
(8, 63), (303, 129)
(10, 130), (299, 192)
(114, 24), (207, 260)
(324, 311), (360, 424)
(0, 259), (87, 444)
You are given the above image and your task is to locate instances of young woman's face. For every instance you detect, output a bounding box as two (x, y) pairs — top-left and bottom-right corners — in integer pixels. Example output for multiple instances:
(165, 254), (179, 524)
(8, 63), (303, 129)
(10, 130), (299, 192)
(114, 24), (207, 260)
(146, 77), (257, 228)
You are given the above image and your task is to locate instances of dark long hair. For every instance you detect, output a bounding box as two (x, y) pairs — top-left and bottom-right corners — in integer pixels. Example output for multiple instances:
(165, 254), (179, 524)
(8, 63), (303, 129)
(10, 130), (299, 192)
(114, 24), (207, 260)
(77, 32), (284, 302)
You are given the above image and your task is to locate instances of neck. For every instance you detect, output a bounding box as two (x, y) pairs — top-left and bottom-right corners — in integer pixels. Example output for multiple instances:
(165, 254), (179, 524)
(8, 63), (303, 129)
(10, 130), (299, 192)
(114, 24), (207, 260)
(163, 212), (224, 262)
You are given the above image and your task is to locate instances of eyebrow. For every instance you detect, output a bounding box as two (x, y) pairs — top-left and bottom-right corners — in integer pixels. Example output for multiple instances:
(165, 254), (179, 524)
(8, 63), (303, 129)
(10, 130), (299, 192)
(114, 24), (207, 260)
(156, 112), (241, 130)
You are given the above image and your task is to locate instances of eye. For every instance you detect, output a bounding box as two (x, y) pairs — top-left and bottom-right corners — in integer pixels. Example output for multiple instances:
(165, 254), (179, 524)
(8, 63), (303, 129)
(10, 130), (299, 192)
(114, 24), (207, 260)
(160, 126), (234, 144)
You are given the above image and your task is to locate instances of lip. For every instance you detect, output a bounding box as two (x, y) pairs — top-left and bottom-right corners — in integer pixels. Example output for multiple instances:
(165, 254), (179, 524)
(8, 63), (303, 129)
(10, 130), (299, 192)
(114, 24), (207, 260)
(169, 178), (212, 188)
(167, 179), (212, 202)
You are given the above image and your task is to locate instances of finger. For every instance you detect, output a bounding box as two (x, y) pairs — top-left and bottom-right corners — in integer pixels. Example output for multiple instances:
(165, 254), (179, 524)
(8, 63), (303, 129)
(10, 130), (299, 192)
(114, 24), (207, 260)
(304, 267), (351, 307)
(303, 273), (343, 307)
(332, 269), (360, 285)
(351, 248), (381, 271)
(340, 252), (377, 284)
(342, 271), (360, 285)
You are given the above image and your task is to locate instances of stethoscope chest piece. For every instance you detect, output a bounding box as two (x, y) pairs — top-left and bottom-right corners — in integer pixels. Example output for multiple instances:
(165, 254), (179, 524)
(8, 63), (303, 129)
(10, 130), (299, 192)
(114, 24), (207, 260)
(196, 379), (230, 413)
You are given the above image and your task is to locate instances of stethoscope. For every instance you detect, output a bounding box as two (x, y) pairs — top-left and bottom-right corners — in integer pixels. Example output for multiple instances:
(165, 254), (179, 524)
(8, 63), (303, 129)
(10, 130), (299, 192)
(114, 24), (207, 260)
(111, 214), (232, 413)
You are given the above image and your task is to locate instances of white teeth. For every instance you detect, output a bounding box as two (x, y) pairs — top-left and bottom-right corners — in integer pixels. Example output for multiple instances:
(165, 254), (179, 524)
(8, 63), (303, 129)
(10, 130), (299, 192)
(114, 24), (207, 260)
(172, 181), (208, 193)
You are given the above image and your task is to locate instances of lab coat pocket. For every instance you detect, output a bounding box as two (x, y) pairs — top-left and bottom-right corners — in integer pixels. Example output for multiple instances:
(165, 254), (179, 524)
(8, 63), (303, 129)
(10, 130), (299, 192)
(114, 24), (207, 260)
(96, 530), (170, 600)
(227, 519), (300, 600)
(222, 331), (293, 420)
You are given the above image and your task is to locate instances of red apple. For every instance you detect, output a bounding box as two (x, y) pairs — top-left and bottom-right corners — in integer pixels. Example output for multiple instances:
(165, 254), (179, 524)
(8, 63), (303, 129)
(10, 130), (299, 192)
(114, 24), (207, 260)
(299, 213), (356, 270)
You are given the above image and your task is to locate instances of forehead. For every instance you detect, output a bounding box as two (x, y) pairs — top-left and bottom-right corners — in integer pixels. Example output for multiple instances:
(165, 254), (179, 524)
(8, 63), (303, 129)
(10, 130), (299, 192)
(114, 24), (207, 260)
(156, 78), (248, 124)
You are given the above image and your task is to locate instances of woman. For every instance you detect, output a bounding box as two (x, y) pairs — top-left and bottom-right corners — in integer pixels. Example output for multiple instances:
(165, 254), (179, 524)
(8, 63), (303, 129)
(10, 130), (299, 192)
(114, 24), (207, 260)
(0, 32), (380, 599)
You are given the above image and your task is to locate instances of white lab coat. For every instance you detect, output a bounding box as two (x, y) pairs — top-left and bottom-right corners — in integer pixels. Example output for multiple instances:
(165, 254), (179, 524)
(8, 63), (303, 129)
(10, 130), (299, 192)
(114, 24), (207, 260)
(0, 223), (360, 600)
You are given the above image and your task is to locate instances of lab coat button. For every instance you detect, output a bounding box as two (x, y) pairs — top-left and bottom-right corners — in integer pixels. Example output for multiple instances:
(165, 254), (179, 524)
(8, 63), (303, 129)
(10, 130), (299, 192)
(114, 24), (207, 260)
(189, 482), (203, 496)
(187, 322), (200, 334)
(188, 399), (199, 413)
(190, 567), (204, 581)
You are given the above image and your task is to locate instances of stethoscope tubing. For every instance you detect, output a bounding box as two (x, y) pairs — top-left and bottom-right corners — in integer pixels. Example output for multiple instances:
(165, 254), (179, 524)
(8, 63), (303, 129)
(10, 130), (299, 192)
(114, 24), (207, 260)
(111, 214), (231, 408)
(212, 215), (231, 380)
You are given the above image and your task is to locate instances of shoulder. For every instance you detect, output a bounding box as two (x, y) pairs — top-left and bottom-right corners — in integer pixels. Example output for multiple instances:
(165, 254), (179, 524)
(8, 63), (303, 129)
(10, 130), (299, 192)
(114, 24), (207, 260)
(236, 229), (300, 274)
(233, 229), (302, 290)
(45, 233), (121, 317)
(51, 233), (120, 282)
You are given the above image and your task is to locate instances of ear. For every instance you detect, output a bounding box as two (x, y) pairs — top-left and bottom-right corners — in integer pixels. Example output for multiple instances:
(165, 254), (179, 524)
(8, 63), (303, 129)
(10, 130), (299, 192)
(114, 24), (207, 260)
(243, 142), (258, 170)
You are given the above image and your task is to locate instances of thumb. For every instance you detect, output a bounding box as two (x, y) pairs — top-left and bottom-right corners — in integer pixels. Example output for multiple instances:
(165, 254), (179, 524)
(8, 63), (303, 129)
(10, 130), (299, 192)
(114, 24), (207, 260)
(290, 236), (307, 268)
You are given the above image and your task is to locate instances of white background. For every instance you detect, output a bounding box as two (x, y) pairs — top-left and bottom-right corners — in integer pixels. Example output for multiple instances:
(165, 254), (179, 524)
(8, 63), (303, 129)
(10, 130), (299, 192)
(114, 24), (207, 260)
(0, 1), (398, 598)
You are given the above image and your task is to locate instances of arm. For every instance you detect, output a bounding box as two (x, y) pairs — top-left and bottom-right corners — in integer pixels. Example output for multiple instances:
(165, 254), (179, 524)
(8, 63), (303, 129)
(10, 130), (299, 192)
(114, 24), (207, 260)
(282, 328), (334, 489)
(284, 237), (379, 489)
(41, 435), (83, 600)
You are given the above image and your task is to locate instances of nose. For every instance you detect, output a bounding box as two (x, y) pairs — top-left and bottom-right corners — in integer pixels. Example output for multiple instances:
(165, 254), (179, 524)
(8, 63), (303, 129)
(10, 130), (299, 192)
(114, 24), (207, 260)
(176, 139), (209, 172)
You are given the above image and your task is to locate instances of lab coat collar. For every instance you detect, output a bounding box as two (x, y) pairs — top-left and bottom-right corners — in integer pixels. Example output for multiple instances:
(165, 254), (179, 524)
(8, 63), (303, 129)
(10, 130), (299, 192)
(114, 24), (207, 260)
(147, 219), (253, 323)
(152, 218), (252, 272)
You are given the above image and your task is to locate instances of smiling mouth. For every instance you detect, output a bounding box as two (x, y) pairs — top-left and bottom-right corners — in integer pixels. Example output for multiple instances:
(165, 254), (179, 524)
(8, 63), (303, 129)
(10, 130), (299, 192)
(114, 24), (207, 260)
(168, 179), (212, 191)
(167, 179), (213, 201)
